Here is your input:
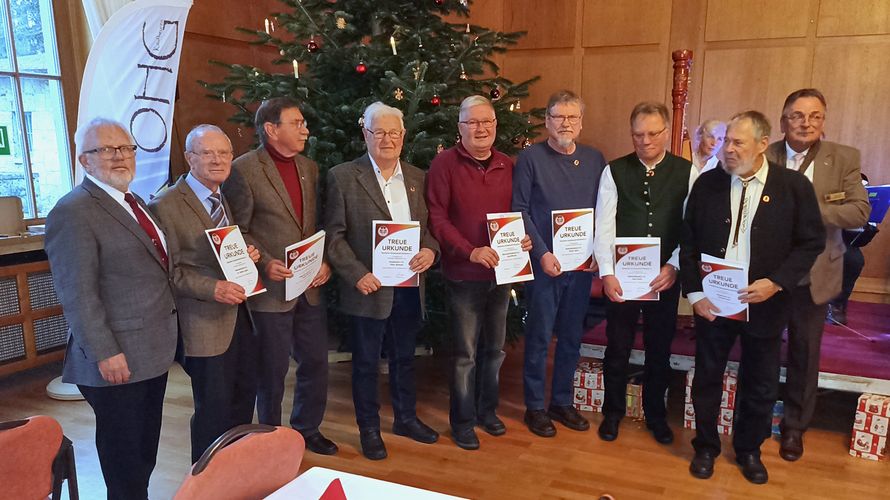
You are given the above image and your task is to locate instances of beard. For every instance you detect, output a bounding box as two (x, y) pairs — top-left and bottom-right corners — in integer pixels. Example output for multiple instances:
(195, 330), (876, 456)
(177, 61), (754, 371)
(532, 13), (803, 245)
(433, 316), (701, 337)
(556, 135), (575, 149)
(95, 168), (134, 192)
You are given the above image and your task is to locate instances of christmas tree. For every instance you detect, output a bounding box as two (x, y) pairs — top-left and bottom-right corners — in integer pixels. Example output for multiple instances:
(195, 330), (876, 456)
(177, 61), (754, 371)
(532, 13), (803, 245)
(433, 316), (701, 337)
(201, 0), (543, 172)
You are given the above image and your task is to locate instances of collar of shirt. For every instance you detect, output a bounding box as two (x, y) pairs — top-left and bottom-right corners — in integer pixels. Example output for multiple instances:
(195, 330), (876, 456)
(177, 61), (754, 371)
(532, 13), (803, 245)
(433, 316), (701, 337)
(732, 155), (770, 186)
(369, 155), (404, 183)
(785, 141), (809, 165)
(638, 150), (667, 170)
(185, 172), (217, 215)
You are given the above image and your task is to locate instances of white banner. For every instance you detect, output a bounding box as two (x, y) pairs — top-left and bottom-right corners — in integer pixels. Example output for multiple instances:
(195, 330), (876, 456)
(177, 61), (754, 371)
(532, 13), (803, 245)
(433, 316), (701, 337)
(77, 0), (192, 198)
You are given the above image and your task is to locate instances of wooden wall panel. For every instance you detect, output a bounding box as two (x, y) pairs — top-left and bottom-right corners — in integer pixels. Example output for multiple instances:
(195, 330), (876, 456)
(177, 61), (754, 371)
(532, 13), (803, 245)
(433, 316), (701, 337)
(504, 0), (577, 49)
(699, 46), (809, 143)
(817, 0), (890, 37)
(705, 0), (812, 41)
(580, 48), (668, 160)
(582, 0), (671, 47)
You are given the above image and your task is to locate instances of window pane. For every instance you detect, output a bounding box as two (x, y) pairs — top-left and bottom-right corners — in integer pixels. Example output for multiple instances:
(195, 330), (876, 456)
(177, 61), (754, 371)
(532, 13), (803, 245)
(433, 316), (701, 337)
(21, 77), (70, 217)
(0, 75), (35, 218)
(11, 0), (58, 75)
(0, 3), (13, 72)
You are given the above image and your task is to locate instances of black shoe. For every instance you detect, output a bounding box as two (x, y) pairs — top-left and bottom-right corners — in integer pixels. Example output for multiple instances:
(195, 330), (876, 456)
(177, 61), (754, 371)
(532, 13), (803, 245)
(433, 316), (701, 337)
(689, 450), (716, 479)
(476, 414), (506, 436)
(524, 409), (556, 437)
(302, 431), (339, 455)
(779, 428), (804, 462)
(547, 405), (590, 431)
(359, 428), (387, 460)
(735, 453), (768, 484)
(597, 415), (620, 441)
(451, 428), (480, 450)
(646, 420), (674, 444)
(393, 418), (439, 444)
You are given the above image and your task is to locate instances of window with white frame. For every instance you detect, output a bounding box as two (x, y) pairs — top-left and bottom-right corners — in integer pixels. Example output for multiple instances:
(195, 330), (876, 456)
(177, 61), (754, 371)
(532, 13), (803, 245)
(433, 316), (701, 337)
(0, 0), (71, 220)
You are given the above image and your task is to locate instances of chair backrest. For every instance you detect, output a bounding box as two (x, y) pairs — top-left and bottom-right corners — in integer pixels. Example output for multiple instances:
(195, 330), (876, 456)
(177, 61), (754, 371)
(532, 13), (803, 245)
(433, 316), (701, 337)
(0, 415), (64, 500)
(174, 424), (305, 500)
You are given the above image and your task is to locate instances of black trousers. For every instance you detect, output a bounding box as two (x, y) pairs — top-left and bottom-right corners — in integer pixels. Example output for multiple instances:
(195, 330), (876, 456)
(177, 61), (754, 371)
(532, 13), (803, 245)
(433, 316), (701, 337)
(602, 281), (680, 423)
(783, 284), (827, 432)
(78, 373), (168, 500)
(691, 317), (782, 456)
(253, 296), (329, 434)
(182, 306), (258, 463)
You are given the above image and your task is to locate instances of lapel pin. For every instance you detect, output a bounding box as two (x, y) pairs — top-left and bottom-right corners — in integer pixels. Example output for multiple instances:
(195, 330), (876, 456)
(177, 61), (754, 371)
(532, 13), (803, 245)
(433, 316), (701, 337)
(573, 160), (580, 166)
(762, 195), (770, 203)
(409, 186), (416, 192)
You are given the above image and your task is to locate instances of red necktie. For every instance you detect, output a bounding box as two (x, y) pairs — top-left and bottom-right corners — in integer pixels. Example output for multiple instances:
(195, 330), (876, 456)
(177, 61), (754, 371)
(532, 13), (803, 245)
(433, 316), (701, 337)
(124, 192), (168, 269)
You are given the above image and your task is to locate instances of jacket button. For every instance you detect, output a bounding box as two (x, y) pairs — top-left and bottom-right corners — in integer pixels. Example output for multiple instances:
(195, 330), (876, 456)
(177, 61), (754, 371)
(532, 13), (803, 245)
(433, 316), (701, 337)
(171, 308), (177, 314)
(720, 248), (726, 253)
(724, 218), (731, 224)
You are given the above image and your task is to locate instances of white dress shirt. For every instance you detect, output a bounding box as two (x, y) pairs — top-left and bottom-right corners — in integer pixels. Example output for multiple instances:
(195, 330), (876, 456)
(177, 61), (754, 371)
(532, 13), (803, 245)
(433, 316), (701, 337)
(687, 157), (769, 305)
(85, 172), (168, 252)
(785, 142), (813, 183)
(693, 152), (720, 174)
(593, 155), (698, 276)
(369, 156), (412, 222)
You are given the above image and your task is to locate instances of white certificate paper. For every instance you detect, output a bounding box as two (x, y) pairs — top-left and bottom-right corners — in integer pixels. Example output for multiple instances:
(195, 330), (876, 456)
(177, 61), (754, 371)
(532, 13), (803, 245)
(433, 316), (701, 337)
(487, 212), (534, 285)
(700, 253), (749, 322)
(613, 237), (660, 301)
(285, 230), (325, 301)
(552, 208), (594, 271)
(372, 220), (420, 287)
(205, 225), (266, 297)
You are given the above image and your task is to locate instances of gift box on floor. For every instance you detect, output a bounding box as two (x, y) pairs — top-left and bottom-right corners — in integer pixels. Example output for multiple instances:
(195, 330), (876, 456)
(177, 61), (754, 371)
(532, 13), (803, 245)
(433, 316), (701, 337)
(850, 393), (890, 461)
(683, 365), (738, 434)
(572, 358), (644, 418)
(625, 382), (644, 420)
(772, 400), (784, 436)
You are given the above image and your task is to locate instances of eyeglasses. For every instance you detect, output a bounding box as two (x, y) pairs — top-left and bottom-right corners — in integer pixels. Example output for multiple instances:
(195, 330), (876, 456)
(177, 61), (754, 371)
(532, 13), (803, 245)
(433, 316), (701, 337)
(547, 114), (581, 125)
(83, 145), (138, 159)
(365, 128), (404, 140)
(632, 127), (667, 141)
(278, 119), (309, 129)
(188, 149), (234, 160)
(459, 118), (497, 129)
(783, 112), (825, 125)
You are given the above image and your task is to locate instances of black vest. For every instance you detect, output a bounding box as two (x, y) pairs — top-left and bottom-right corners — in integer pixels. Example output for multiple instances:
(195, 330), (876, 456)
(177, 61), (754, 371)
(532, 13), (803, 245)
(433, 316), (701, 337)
(610, 151), (692, 264)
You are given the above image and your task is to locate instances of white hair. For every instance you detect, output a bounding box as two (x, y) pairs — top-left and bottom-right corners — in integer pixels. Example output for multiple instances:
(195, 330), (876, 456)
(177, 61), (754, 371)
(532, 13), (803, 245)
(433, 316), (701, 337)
(362, 101), (404, 130)
(74, 117), (131, 155)
(185, 124), (231, 152)
(459, 95), (494, 121)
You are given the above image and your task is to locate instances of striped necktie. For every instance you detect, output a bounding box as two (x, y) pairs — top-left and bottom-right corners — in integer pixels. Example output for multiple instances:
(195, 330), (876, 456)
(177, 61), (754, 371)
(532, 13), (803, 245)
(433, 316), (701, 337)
(208, 192), (228, 227)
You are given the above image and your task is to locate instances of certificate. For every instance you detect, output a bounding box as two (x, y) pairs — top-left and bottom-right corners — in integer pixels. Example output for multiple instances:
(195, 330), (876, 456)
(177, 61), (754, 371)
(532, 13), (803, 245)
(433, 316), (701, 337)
(487, 212), (534, 285)
(284, 230), (325, 301)
(205, 225), (266, 297)
(372, 220), (420, 287)
(699, 253), (749, 322)
(613, 237), (660, 301)
(552, 208), (594, 271)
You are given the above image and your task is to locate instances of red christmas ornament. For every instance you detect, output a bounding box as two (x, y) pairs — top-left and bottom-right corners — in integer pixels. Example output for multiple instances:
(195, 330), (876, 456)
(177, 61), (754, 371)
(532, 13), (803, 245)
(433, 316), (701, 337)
(306, 39), (319, 53)
(435, 0), (444, 4)
(355, 62), (368, 74)
(490, 88), (501, 100)
(430, 94), (441, 106)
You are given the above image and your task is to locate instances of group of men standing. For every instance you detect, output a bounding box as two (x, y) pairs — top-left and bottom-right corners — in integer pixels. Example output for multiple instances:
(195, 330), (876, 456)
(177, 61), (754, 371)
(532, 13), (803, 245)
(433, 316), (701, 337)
(44, 86), (867, 498)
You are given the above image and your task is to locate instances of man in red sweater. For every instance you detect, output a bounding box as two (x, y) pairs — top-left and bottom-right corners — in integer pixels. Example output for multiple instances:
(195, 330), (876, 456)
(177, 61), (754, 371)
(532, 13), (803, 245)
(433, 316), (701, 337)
(426, 95), (531, 450)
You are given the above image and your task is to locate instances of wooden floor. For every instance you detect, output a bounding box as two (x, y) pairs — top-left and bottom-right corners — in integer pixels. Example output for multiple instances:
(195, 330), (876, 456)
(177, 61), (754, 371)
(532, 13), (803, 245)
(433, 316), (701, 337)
(2, 342), (889, 499)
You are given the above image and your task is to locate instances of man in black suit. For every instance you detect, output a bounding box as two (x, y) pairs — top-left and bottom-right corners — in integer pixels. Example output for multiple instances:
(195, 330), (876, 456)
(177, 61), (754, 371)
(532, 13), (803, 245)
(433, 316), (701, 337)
(680, 111), (824, 485)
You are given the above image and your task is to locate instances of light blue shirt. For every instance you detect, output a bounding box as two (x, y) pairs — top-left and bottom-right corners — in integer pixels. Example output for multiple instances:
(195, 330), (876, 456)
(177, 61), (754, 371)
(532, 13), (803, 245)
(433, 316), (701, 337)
(185, 172), (218, 216)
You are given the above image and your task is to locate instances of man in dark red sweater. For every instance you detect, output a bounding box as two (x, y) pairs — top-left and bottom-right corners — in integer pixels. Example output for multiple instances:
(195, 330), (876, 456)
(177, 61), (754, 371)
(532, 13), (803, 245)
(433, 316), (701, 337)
(426, 95), (531, 450)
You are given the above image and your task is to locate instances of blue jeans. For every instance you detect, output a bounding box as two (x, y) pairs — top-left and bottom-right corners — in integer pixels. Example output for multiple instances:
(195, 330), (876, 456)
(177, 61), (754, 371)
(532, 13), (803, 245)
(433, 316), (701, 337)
(447, 280), (510, 432)
(523, 271), (593, 410)
(350, 287), (422, 430)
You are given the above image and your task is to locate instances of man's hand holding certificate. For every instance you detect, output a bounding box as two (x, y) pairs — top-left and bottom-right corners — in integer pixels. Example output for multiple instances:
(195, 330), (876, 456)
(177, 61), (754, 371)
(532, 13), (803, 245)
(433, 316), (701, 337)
(285, 230), (326, 301)
(552, 208), (594, 272)
(699, 254), (749, 322)
(611, 237), (660, 301)
(372, 220), (421, 287)
(205, 225), (266, 297)
(487, 212), (534, 285)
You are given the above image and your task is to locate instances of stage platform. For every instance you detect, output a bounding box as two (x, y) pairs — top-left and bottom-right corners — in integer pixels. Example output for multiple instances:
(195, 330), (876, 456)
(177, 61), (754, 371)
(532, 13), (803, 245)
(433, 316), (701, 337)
(580, 300), (890, 395)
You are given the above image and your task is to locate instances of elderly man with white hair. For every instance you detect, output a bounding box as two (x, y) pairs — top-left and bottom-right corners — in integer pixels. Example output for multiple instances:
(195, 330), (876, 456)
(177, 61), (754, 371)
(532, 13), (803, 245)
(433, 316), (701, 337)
(326, 101), (441, 460)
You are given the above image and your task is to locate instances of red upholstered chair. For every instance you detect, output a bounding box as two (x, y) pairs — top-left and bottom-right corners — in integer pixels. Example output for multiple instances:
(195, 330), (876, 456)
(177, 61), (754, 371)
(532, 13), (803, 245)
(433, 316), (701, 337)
(0, 415), (78, 500)
(174, 424), (305, 500)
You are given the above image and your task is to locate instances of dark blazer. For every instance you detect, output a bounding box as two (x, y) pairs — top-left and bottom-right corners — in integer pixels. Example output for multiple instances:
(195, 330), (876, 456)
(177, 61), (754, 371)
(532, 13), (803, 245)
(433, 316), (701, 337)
(680, 161), (826, 336)
(45, 177), (178, 386)
(223, 146), (321, 312)
(149, 175), (238, 357)
(765, 140), (869, 304)
(325, 154), (440, 319)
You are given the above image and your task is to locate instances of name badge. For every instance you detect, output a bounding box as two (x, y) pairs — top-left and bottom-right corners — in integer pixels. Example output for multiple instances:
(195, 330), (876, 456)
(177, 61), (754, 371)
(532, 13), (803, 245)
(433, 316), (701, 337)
(825, 192), (846, 202)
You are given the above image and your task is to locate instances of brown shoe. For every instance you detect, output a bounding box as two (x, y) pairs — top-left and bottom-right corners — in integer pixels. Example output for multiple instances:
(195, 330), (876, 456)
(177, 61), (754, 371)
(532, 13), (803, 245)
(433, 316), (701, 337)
(779, 428), (803, 461)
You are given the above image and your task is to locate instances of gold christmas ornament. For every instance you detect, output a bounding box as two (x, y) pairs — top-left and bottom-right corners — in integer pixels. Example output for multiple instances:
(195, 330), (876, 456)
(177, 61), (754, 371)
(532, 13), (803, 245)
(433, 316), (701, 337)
(336, 17), (346, 29)
(394, 88), (405, 100)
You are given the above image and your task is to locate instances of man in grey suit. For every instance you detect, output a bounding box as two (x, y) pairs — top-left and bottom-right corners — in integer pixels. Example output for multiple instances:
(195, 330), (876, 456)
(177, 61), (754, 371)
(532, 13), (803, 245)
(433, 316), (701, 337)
(326, 102), (440, 460)
(149, 124), (261, 463)
(223, 97), (337, 455)
(45, 118), (177, 500)
(765, 88), (870, 461)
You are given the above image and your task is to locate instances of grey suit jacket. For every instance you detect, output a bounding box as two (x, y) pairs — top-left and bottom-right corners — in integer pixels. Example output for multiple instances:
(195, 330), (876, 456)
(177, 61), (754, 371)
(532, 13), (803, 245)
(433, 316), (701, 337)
(45, 178), (178, 387)
(325, 154), (440, 319)
(149, 175), (238, 357)
(766, 140), (870, 304)
(223, 146), (321, 312)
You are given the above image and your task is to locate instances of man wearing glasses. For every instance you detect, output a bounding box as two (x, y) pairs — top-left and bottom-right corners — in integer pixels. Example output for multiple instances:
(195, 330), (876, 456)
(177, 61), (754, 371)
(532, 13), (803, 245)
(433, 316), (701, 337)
(426, 95), (532, 450)
(45, 118), (177, 499)
(593, 102), (696, 445)
(764, 89), (869, 462)
(149, 124), (261, 463)
(326, 102), (440, 460)
(512, 90), (606, 438)
(224, 97), (337, 455)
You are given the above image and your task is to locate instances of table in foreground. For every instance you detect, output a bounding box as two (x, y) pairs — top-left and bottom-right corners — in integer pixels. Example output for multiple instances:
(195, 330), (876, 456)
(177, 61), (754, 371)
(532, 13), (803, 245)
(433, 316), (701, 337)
(266, 466), (467, 500)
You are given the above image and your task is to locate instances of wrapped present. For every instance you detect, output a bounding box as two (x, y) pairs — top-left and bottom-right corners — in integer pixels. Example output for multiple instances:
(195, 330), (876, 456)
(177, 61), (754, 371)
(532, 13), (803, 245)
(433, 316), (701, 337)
(572, 359), (644, 417)
(626, 383), (644, 420)
(772, 400), (784, 436)
(683, 365), (738, 434)
(850, 393), (890, 461)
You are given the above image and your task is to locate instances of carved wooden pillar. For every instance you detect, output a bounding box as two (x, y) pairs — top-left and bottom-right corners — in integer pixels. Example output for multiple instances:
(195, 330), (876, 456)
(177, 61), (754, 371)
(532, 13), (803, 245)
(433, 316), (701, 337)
(671, 50), (693, 155)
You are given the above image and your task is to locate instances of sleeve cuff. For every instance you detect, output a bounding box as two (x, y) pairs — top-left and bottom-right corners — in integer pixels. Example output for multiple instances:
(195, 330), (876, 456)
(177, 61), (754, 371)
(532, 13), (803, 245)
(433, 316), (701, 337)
(687, 292), (706, 305)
